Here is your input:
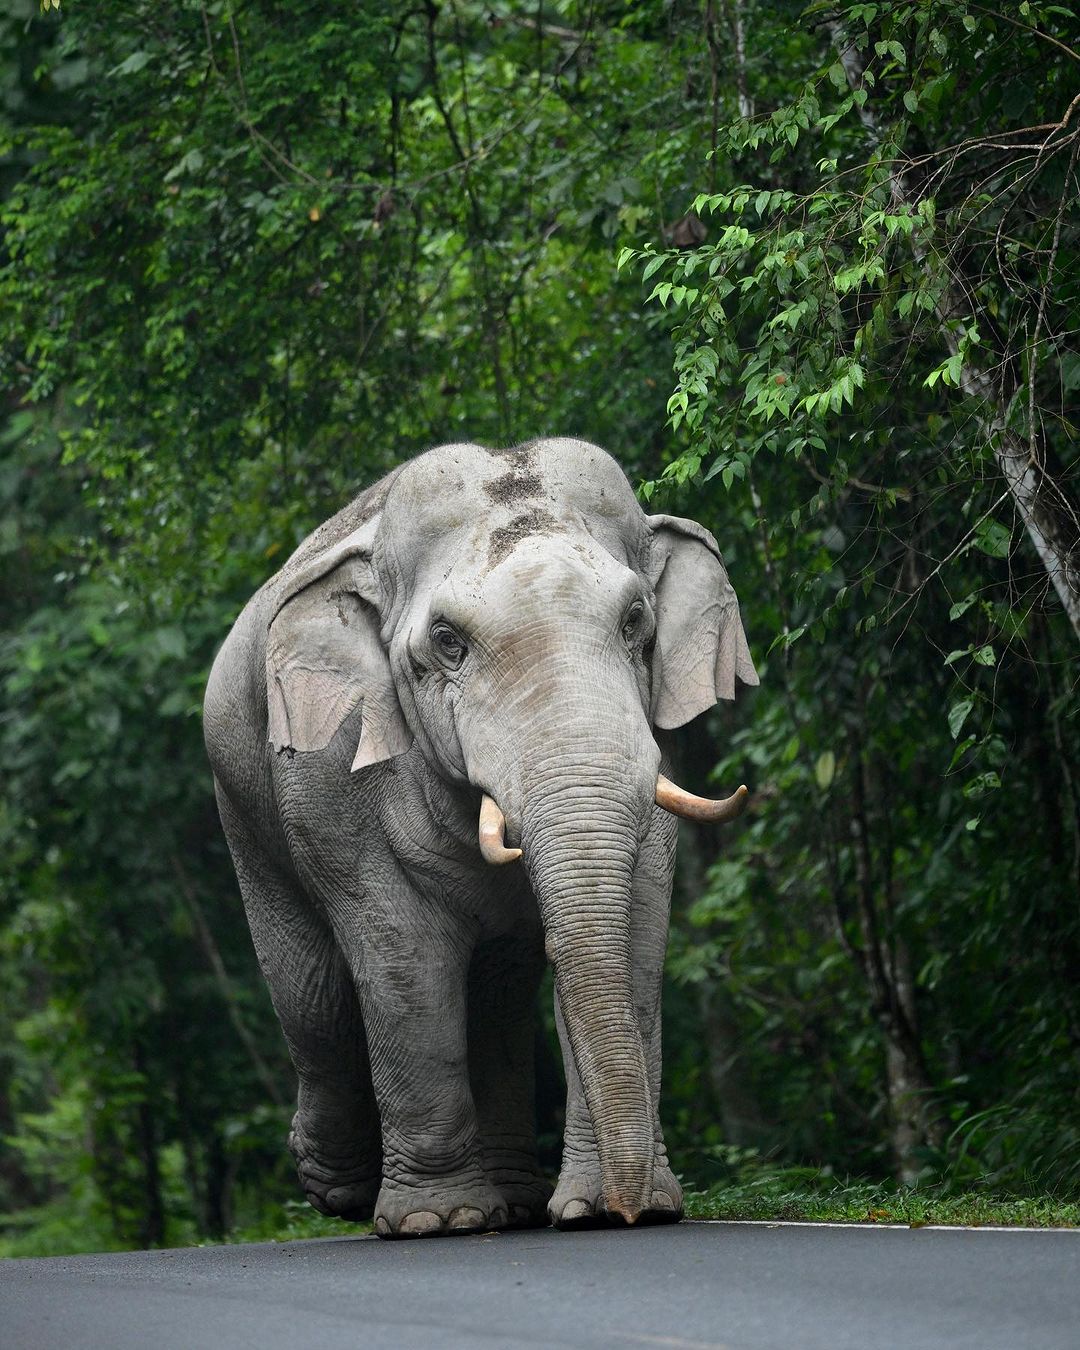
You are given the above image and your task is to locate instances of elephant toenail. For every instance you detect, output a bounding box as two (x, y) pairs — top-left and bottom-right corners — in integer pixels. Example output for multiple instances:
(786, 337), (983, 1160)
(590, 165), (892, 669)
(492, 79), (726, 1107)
(374, 1217), (392, 1236)
(561, 1199), (592, 1221)
(447, 1206), (486, 1231)
(304, 1189), (334, 1216)
(400, 1211), (443, 1236)
(651, 1192), (675, 1209)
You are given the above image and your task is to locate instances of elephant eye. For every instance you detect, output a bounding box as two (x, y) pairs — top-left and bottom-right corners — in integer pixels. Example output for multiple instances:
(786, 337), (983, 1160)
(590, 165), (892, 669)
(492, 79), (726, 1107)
(622, 602), (645, 644)
(430, 621), (467, 670)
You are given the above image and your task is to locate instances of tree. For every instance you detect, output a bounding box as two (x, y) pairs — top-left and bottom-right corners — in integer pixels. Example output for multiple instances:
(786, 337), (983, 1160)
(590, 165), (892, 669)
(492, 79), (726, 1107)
(1, 0), (1077, 1252)
(625, 0), (1080, 1180)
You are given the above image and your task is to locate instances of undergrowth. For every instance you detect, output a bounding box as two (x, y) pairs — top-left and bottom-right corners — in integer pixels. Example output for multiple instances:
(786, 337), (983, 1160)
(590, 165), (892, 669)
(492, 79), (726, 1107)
(681, 1169), (1079, 1228)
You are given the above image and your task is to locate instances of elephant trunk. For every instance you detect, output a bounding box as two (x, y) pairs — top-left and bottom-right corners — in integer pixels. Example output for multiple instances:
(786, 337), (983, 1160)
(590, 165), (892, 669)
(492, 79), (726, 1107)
(520, 779), (655, 1223)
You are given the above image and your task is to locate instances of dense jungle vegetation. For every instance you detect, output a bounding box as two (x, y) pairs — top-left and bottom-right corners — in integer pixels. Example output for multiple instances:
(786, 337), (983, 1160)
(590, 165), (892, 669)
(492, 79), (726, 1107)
(1, 0), (1078, 1254)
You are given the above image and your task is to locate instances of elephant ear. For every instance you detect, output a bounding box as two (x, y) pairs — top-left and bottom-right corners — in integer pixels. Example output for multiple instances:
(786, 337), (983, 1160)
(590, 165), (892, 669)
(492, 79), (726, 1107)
(265, 517), (412, 771)
(645, 514), (758, 730)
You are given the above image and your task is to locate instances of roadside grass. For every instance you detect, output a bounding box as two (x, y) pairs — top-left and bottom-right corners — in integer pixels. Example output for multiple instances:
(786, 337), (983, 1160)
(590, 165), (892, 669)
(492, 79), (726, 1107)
(682, 1168), (1080, 1228)
(221, 1201), (371, 1245)
(5, 1172), (1076, 1256)
(0, 1197), (370, 1259)
(227, 1171), (1080, 1243)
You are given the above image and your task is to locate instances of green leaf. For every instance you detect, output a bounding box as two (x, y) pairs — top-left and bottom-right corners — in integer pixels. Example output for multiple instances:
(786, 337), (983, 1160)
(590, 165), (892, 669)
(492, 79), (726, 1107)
(973, 519), (1011, 559)
(815, 750), (836, 790)
(948, 698), (974, 739)
(163, 148), (205, 183)
(109, 51), (152, 78)
(963, 771), (1001, 799)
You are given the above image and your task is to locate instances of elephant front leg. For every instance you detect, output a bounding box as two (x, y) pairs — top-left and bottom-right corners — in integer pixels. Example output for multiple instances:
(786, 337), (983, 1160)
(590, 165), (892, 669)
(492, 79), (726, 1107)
(549, 811), (682, 1228)
(467, 935), (552, 1228)
(346, 894), (508, 1238)
(217, 792), (381, 1221)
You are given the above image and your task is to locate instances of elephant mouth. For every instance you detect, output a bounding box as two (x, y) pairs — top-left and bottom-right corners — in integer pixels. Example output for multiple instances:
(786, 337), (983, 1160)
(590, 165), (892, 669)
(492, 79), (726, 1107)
(476, 774), (749, 866)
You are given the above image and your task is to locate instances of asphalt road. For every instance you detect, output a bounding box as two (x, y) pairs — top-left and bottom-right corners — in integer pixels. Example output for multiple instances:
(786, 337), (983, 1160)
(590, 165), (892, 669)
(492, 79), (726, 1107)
(2, 1220), (1076, 1350)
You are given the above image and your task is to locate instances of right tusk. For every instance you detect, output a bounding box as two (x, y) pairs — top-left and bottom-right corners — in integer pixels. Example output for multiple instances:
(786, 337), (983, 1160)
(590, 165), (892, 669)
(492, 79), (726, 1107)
(655, 774), (749, 824)
(479, 794), (522, 865)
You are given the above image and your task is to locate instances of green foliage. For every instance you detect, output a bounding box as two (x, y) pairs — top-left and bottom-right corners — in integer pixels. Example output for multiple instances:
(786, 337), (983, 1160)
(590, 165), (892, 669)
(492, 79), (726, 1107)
(1, 0), (1078, 1257)
(648, 0), (1080, 1200)
(220, 1202), (369, 1247)
(683, 1153), (1080, 1228)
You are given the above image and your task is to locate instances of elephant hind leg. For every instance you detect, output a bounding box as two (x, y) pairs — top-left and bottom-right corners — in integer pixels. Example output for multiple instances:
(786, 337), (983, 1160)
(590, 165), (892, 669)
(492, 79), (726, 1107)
(216, 787), (381, 1220)
(467, 936), (553, 1229)
(284, 977), (381, 1222)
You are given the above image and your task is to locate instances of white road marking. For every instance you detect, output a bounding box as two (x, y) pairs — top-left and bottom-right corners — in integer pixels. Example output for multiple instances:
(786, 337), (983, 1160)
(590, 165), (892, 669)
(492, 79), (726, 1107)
(693, 1219), (1077, 1234)
(615, 1334), (729, 1349)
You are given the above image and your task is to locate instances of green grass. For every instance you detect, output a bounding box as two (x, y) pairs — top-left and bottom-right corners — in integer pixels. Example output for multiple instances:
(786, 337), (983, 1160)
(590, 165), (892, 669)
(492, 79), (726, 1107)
(5, 1175), (1076, 1258)
(0, 1198), (370, 1259)
(226, 1185), (1080, 1239)
(220, 1201), (371, 1245)
(226, 1177), (1080, 1241)
(682, 1170), (1080, 1228)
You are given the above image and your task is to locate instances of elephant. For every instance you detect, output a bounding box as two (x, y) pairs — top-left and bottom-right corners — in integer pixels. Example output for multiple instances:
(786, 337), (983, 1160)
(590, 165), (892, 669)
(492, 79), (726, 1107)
(203, 437), (757, 1238)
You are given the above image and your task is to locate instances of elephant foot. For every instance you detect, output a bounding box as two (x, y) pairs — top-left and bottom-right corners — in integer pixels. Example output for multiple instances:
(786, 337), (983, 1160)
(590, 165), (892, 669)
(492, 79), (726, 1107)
(548, 1162), (683, 1230)
(480, 1148), (553, 1229)
(288, 1117), (380, 1222)
(492, 1175), (554, 1229)
(373, 1173), (509, 1239)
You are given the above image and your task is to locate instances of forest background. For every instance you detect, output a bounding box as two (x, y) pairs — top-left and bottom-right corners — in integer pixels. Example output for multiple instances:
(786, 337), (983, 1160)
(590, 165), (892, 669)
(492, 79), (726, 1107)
(1, 0), (1078, 1255)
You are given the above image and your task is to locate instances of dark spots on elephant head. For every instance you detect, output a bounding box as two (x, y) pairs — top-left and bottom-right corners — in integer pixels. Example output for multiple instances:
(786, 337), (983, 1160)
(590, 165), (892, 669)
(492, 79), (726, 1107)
(486, 440), (536, 462)
(482, 443), (545, 510)
(484, 465), (544, 507)
(487, 508), (556, 569)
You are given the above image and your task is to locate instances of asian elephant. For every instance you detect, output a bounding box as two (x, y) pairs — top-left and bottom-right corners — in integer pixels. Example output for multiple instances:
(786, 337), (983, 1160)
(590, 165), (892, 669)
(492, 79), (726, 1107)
(203, 437), (757, 1238)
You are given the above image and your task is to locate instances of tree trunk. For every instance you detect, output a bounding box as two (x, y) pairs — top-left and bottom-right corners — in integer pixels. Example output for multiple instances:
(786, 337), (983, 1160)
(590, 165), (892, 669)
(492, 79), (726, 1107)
(0, 1071), (37, 1210)
(133, 1041), (166, 1248)
(675, 758), (769, 1146)
(204, 1129), (232, 1239)
(843, 737), (942, 1181)
(831, 27), (1080, 642)
(698, 983), (768, 1147)
(170, 851), (285, 1108)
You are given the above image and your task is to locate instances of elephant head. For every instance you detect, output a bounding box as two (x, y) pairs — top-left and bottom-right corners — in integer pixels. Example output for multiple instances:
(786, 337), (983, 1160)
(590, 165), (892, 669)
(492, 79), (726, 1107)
(265, 439), (757, 1222)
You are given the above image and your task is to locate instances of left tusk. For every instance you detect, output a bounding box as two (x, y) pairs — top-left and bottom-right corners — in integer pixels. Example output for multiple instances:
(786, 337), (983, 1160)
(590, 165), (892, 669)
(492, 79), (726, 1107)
(478, 794), (523, 865)
(655, 774), (749, 824)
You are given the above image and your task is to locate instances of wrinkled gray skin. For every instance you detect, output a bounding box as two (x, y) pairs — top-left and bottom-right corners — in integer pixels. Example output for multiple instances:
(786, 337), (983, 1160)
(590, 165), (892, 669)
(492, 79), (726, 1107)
(204, 439), (756, 1238)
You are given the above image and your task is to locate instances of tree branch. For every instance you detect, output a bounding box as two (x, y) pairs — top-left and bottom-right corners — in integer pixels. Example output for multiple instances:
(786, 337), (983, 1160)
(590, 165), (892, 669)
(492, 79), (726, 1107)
(832, 25), (1080, 642)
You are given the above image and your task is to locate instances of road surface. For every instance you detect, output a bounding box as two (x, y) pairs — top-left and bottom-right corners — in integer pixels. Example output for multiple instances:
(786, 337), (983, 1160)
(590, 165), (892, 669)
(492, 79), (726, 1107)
(2, 1220), (1076, 1349)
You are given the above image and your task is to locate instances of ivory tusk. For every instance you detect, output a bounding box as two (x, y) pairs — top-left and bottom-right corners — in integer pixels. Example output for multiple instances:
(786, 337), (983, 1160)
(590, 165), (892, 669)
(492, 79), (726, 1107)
(655, 774), (749, 824)
(478, 794), (523, 865)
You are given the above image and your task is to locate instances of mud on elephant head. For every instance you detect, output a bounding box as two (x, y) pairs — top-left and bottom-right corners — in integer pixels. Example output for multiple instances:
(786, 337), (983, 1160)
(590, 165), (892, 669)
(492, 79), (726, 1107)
(262, 437), (757, 1225)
